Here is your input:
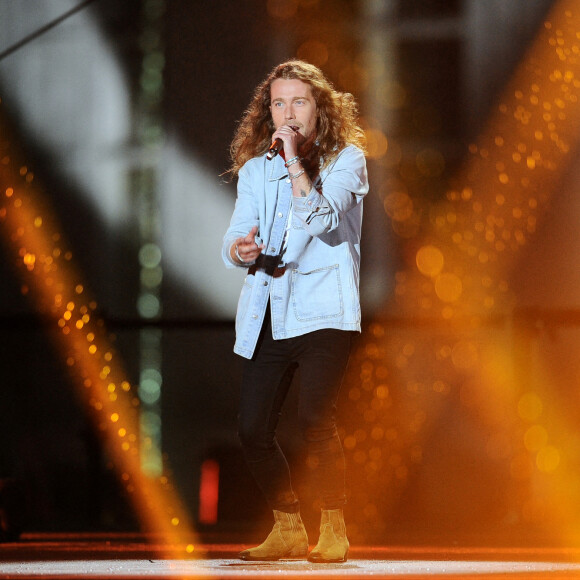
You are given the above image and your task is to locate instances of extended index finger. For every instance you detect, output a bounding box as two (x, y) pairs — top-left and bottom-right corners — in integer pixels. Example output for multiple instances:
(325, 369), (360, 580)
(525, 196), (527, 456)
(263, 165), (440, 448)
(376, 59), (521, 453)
(244, 225), (259, 244)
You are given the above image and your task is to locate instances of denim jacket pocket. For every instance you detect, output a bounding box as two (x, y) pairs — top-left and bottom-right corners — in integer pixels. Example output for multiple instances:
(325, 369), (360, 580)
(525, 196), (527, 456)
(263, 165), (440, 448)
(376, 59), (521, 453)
(291, 264), (343, 321)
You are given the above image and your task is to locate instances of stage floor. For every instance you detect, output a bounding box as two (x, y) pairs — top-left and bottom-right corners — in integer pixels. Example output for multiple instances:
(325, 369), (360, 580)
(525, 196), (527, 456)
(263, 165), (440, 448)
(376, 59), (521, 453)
(2, 534), (580, 579)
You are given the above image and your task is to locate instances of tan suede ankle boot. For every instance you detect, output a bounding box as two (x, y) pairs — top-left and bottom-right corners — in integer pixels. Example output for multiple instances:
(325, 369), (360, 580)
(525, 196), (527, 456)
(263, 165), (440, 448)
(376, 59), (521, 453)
(239, 510), (309, 561)
(307, 508), (349, 563)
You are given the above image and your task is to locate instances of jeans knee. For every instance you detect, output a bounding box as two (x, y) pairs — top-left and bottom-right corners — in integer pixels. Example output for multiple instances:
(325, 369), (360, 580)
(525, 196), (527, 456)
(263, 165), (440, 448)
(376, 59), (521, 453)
(238, 425), (255, 449)
(238, 421), (272, 451)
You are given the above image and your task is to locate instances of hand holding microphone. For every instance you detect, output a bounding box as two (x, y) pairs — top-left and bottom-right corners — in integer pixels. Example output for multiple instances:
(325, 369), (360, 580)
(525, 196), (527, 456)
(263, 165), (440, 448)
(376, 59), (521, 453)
(266, 125), (301, 160)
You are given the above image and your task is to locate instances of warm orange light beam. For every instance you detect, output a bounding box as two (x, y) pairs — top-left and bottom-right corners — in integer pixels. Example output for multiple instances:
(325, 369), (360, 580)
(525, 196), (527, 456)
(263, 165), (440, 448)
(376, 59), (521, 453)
(340, 0), (580, 545)
(0, 100), (200, 561)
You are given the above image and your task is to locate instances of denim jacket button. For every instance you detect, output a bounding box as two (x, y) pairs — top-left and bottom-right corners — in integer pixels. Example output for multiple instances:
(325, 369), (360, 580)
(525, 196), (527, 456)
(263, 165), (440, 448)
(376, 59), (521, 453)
(277, 212), (283, 218)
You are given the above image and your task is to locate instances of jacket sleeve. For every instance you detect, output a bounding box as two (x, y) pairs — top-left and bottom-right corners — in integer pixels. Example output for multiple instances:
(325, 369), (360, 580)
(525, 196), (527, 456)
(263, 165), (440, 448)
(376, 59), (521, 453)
(291, 145), (368, 237)
(222, 162), (263, 269)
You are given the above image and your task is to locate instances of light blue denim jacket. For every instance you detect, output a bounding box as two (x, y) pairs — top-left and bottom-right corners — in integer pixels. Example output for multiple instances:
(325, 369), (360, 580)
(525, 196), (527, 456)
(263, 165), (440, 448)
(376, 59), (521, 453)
(222, 144), (369, 359)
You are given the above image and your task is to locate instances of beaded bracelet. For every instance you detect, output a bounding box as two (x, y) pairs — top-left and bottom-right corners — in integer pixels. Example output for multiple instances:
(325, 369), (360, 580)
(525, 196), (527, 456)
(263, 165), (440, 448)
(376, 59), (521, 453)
(284, 155), (300, 168)
(289, 169), (305, 179)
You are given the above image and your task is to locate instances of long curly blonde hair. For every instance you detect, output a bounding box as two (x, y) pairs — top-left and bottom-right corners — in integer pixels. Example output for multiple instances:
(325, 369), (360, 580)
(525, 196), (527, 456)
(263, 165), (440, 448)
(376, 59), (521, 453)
(227, 60), (366, 178)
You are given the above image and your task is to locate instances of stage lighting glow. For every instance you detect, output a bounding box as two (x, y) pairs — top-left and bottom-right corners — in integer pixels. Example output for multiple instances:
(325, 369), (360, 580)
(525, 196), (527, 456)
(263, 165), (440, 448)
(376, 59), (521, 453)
(364, 127), (389, 159)
(338, 0), (580, 543)
(0, 99), (197, 558)
(297, 39), (329, 67)
(198, 459), (220, 525)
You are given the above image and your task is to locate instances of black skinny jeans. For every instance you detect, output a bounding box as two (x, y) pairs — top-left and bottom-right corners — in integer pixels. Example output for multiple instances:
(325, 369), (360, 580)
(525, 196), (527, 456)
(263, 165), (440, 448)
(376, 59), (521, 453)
(238, 309), (353, 513)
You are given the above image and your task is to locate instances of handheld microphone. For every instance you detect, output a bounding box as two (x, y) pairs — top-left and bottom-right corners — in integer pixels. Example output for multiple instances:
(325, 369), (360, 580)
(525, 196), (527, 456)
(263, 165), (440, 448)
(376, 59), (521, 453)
(266, 138), (283, 160)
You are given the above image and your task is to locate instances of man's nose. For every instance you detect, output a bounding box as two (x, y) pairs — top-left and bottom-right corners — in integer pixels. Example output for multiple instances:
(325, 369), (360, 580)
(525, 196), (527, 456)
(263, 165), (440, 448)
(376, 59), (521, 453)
(285, 106), (295, 119)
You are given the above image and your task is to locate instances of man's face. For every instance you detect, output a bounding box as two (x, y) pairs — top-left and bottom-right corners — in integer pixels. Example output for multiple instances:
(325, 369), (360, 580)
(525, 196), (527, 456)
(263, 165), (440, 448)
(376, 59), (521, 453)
(270, 78), (317, 140)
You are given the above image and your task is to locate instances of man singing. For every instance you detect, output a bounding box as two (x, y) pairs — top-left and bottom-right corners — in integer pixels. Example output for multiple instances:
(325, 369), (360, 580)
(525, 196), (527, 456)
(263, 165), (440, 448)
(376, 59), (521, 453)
(222, 60), (368, 563)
